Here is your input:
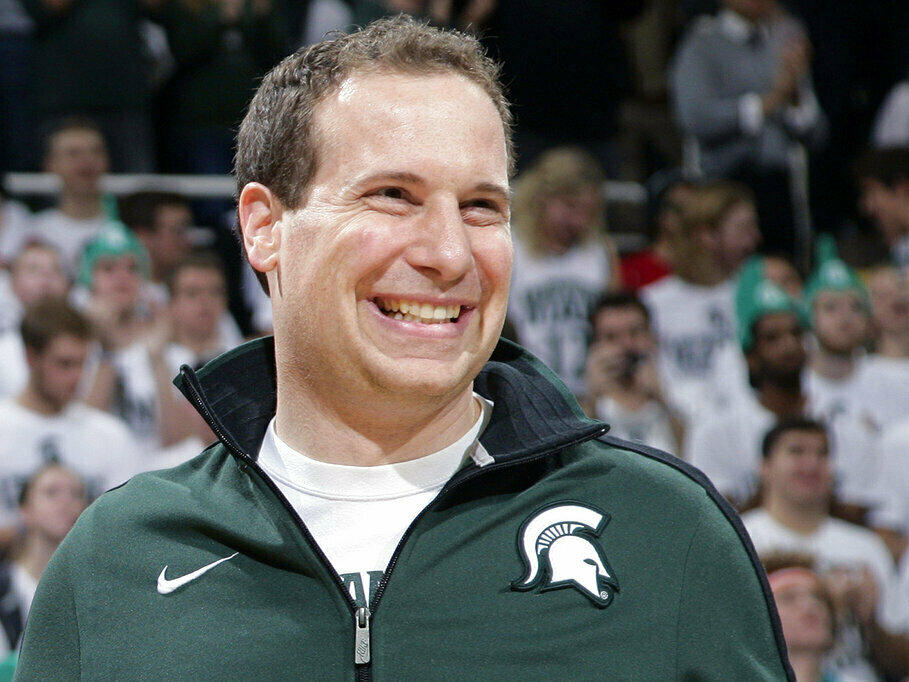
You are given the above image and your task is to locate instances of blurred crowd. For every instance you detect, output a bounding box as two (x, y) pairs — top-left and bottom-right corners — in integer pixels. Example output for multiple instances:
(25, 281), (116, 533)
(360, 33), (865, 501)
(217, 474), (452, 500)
(0, 0), (907, 679)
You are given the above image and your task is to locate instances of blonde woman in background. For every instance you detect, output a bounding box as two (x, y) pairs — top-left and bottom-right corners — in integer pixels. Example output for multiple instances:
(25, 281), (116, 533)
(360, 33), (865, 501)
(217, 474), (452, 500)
(507, 147), (621, 397)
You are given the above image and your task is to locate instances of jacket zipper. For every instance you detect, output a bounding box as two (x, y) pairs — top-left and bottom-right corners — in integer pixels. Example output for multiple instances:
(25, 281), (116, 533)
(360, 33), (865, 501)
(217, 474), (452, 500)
(180, 367), (605, 680)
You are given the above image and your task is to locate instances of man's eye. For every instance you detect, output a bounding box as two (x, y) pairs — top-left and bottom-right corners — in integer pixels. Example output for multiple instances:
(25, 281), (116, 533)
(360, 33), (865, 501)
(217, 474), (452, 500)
(375, 187), (406, 200)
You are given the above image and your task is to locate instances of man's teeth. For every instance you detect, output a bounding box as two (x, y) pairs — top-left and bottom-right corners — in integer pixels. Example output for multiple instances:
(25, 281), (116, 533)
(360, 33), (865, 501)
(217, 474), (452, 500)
(377, 299), (461, 324)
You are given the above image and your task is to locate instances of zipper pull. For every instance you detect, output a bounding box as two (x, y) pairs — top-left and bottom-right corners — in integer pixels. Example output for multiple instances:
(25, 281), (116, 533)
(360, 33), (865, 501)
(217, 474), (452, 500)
(354, 607), (371, 665)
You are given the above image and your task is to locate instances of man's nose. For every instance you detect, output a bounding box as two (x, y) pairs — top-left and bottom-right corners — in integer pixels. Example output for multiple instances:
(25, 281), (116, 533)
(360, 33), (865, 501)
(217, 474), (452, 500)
(407, 197), (473, 283)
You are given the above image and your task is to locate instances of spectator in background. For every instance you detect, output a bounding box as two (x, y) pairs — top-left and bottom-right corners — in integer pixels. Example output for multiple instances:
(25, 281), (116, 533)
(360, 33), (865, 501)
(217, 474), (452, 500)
(867, 264), (909, 361)
(32, 119), (116, 274)
(0, 243), (69, 399)
(21, 0), (162, 172)
(671, 0), (827, 257)
(743, 419), (907, 680)
(804, 243), (909, 433)
(763, 555), (839, 682)
(583, 292), (683, 454)
(641, 180), (760, 420)
(507, 147), (620, 397)
(0, 464), (87, 656)
(157, 0), (289, 177)
(687, 273), (882, 514)
(0, 300), (136, 551)
(857, 147), (909, 273)
(619, 170), (694, 292)
(120, 191), (244, 347)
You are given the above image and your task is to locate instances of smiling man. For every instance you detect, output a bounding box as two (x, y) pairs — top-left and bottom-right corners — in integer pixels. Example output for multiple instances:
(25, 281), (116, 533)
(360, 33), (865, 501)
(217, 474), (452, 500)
(17, 17), (792, 680)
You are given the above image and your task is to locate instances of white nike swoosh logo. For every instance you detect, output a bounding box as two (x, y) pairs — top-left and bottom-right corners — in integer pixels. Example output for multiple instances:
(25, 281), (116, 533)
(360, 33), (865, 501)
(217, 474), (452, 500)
(156, 552), (239, 595)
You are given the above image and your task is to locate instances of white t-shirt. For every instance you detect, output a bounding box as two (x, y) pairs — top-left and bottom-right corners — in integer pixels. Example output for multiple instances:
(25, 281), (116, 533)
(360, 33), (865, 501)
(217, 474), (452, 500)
(0, 331), (27, 400)
(32, 209), (109, 275)
(103, 340), (230, 453)
(744, 509), (904, 678)
(868, 419), (909, 534)
(640, 275), (736, 420)
(686, 388), (884, 509)
(0, 398), (140, 528)
(0, 199), (34, 267)
(0, 274), (23, 336)
(806, 356), (909, 435)
(508, 237), (611, 396)
(256, 395), (493, 607)
(594, 396), (678, 455)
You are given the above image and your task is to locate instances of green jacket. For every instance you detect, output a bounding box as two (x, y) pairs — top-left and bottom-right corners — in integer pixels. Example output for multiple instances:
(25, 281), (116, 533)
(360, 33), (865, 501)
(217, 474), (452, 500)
(16, 338), (793, 680)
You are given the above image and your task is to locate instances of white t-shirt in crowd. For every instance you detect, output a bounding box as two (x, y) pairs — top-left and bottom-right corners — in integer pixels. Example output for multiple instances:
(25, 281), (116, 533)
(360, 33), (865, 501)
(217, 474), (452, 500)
(0, 397), (139, 528)
(806, 356), (909, 435)
(0, 199), (34, 267)
(640, 275), (736, 421)
(508, 237), (611, 397)
(744, 508), (904, 678)
(103, 340), (230, 454)
(32, 209), (109, 275)
(686, 387), (884, 509)
(0, 274), (23, 336)
(868, 419), (909, 534)
(0, 332), (27, 401)
(594, 396), (678, 455)
(0, 563), (36, 656)
(256, 395), (493, 607)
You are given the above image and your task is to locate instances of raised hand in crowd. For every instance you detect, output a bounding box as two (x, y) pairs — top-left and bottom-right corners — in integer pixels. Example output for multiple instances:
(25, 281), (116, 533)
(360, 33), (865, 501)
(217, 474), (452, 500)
(762, 35), (811, 116)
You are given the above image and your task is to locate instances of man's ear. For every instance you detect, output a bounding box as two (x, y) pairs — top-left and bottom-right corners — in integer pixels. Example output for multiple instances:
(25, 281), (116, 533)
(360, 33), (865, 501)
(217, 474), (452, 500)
(238, 183), (283, 280)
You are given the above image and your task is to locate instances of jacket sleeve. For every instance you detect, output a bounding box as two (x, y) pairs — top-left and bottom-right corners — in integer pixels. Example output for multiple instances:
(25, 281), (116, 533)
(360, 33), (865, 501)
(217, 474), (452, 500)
(674, 506), (792, 680)
(14, 537), (81, 680)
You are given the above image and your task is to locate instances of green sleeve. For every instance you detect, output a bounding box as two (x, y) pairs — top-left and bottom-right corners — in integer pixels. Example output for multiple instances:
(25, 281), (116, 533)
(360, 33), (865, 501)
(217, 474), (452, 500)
(14, 540), (81, 681)
(674, 509), (792, 680)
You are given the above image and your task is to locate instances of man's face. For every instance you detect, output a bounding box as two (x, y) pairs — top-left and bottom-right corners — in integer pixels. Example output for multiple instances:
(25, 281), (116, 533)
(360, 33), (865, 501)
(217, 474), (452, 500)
(269, 71), (511, 402)
(764, 256), (803, 300)
(868, 268), (909, 336)
(20, 465), (87, 544)
(28, 335), (88, 411)
(592, 306), (655, 358)
(46, 129), (108, 196)
(12, 246), (68, 305)
(812, 290), (868, 355)
(761, 429), (832, 507)
(92, 254), (141, 313)
(772, 571), (833, 654)
(860, 179), (909, 247)
(170, 266), (227, 340)
(716, 201), (761, 273)
(539, 187), (601, 253)
(150, 204), (192, 274)
(750, 312), (806, 383)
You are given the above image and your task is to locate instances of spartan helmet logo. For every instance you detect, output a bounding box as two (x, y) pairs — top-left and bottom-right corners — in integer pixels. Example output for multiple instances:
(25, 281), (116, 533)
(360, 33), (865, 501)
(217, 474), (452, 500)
(511, 501), (619, 608)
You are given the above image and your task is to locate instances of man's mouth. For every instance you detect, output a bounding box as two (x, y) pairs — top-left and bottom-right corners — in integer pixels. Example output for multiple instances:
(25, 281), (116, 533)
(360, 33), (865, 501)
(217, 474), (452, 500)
(374, 297), (464, 324)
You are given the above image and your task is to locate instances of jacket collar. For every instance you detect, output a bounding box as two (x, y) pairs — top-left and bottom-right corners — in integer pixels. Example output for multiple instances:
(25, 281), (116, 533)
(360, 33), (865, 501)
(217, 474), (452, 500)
(175, 336), (607, 465)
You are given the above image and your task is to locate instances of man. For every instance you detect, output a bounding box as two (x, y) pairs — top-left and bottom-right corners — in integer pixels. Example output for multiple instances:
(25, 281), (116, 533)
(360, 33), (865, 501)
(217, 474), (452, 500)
(0, 300), (137, 550)
(32, 118), (115, 274)
(804, 247), (909, 432)
(857, 147), (909, 273)
(118, 191), (193, 290)
(18, 18), (792, 679)
(687, 270), (882, 513)
(742, 419), (907, 679)
(0, 242), (69, 398)
(583, 292), (683, 453)
(671, 0), (827, 257)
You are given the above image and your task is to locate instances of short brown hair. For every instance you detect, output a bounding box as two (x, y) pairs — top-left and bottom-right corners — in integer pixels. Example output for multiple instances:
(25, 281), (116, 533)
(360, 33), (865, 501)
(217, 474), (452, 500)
(235, 15), (513, 291)
(119, 191), (189, 233)
(20, 300), (91, 353)
(166, 250), (226, 297)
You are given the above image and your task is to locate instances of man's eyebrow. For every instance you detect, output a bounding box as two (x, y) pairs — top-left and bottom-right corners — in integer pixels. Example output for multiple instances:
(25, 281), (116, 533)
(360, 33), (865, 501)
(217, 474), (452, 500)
(347, 172), (510, 201)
